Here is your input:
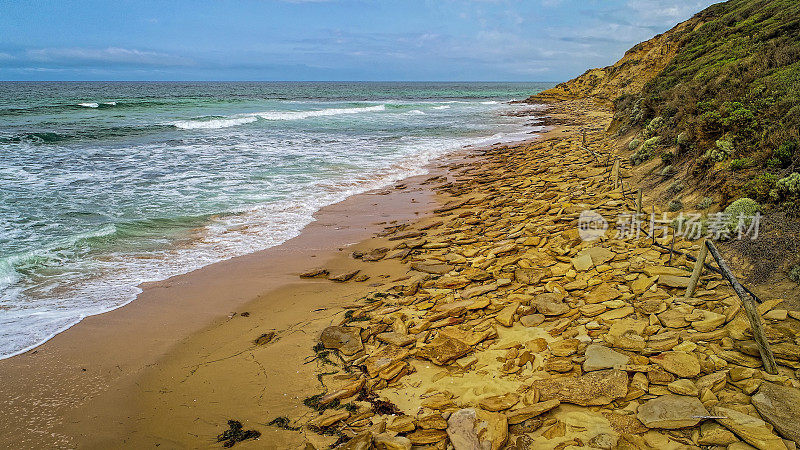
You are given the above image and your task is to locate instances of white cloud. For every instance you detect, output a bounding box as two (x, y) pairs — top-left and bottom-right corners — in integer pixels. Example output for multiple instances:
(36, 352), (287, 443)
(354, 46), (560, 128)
(26, 47), (194, 67)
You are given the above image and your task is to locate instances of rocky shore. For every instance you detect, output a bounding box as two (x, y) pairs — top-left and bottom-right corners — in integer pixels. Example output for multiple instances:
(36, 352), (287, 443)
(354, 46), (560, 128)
(284, 99), (800, 449)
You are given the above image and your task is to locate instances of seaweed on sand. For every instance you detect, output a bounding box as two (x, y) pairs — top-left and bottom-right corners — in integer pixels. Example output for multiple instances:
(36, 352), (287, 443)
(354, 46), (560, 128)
(267, 416), (300, 431)
(216, 420), (260, 447)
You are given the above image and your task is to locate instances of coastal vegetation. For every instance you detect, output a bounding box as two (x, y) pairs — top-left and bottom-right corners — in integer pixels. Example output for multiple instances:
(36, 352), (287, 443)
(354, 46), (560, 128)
(613, 0), (800, 211)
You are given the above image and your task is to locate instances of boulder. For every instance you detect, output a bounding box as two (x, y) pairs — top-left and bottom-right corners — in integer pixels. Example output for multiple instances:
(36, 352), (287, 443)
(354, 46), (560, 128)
(520, 313), (545, 327)
(496, 302), (520, 327)
(376, 332), (415, 347)
(411, 262), (453, 275)
(446, 408), (507, 450)
(373, 433), (412, 450)
(585, 283), (621, 304)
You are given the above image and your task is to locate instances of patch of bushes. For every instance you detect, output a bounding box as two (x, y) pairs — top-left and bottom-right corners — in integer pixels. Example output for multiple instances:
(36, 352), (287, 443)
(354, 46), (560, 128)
(742, 173), (778, 202)
(771, 172), (800, 200)
(676, 132), (689, 147)
(611, 0), (800, 207)
(628, 138), (641, 151)
(768, 140), (797, 168)
(660, 165), (674, 177)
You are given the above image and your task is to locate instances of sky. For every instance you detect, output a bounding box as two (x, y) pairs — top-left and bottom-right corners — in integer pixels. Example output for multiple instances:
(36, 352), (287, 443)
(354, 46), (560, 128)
(0, 0), (719, 82)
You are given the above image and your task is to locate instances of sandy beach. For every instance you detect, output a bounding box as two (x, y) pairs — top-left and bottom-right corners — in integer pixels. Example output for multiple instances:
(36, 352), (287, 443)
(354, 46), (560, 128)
(0, 149), (461, 447)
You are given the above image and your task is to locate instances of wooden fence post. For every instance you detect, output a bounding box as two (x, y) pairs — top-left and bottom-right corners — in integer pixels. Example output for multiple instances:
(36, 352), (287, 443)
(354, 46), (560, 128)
(705, 240), (778, 374)
(636, 188), (643, 217)
(684, 239), (708, 299)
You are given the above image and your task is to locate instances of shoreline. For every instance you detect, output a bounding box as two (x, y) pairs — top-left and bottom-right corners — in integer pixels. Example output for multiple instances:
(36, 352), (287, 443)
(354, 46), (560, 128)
(0, 131), (544, 447)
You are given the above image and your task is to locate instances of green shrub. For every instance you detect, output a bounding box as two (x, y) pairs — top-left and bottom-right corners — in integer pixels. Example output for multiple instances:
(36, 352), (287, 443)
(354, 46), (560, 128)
(742, 173), (778, 202)
(660, 165), (674, 177)
(724, 197), (760, 228)
(728, 157), (753, 171)
(645, 116), (665, 137)
(630, 138), (659, 165)
(705, 138), (733, 162)
(789, 264), (800, 283)
(696, 196), (715, 209)
(676, 132), (689, 147)
(661, 151), (675, 166)
(771, 172), (800, 200)
(666, 180), (684, 197)
(722, 103), (756, 129)
(628, 139), (641, 151)
(773, 140), (797, 168)
(668, 199), (683, 212)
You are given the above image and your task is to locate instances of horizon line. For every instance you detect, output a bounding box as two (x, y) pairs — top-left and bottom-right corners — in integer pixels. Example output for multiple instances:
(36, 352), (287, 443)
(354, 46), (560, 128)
(0, 79), (562, 83)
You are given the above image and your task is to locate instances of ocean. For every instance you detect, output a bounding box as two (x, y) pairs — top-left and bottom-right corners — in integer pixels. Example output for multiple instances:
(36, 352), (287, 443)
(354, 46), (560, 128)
(0, 81), (551, 359)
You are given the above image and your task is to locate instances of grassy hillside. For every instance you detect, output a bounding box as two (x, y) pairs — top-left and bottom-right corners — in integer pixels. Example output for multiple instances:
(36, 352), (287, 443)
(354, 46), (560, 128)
(613, 0), (800, 210)
(530, 0), (800, 212)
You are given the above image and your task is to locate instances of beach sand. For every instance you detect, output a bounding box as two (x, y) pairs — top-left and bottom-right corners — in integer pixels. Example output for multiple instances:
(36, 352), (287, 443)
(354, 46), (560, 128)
(0, 151), (465, 448)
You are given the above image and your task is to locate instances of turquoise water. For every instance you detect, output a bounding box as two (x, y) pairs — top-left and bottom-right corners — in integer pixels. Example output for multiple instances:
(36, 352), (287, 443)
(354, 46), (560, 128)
(0, 81), (551, 358)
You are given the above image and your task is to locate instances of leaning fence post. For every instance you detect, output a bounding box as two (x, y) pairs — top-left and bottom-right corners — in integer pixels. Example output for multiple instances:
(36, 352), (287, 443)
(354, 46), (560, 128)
(685, 239), (708, 299)
(705, 240), (778, 374)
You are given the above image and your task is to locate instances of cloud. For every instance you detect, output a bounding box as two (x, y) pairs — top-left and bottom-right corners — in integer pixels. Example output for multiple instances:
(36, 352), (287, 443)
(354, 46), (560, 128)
(25, 47), (194, 67)
(0, 52), (13, 61)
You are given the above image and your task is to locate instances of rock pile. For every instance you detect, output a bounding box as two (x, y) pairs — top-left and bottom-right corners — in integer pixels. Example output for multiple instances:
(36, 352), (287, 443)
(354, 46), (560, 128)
(288, 100), (800, 449)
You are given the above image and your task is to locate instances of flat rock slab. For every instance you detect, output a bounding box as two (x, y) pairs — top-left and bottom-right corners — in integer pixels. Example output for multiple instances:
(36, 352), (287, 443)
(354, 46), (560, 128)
(636, 394), (708, 429)
(506, 400), (560, 425)
(320, 326), (363, 355)
(532, 369), (628, 406)
(658, 275), (690, 288)
(376, 332), (415, 347)
(417, 335), (470, 365)
(532, 293), (569, 316)
(651, 351), (700, 378)
(752, 382), (800, 444)
(714, 406), (788, 450)
(411, 262), (453, 275)
(583, 344), (630, 371)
